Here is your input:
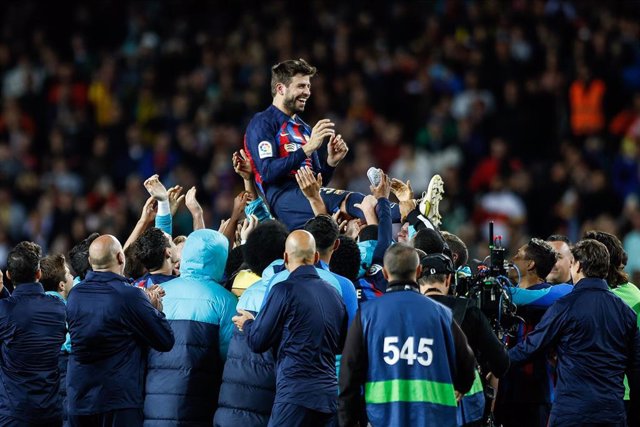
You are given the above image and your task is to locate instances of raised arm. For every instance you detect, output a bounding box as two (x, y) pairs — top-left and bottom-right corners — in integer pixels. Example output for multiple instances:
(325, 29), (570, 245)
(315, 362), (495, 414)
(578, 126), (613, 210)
(185, 186), (205, 231)
(143, 174), (173, 235)
(233, 149), (258, 199)
(509, 284), (573, 309)
(371, 173), (393, 265)
(123, 196), (157, 251)
(295, 166), (327, 216)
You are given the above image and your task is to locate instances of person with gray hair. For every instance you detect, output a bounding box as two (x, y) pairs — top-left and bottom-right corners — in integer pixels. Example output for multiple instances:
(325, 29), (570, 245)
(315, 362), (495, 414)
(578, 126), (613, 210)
(233, 230), (347, 426)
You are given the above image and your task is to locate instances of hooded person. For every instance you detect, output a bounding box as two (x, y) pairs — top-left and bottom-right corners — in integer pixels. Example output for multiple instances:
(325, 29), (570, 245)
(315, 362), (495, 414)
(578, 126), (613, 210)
(144, 229), (238, 426)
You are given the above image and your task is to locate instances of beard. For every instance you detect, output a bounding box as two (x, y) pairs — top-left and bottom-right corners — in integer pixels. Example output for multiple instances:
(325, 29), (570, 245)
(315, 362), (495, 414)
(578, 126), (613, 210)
(283, 93), (306, 115)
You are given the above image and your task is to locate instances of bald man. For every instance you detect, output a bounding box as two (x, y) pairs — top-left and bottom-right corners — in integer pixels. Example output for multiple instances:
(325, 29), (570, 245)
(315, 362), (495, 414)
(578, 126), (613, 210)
(234, 230), (347, 427)
(66, 235), (175, 427)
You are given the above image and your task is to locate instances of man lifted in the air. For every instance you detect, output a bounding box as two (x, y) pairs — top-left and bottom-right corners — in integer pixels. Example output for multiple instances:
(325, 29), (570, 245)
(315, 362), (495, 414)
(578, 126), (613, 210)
(239, 58), (442, 231)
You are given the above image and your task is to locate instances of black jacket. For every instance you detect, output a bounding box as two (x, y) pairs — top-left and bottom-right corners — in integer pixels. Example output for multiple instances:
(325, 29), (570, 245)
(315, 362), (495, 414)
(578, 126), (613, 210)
(429, 294), (509, 377)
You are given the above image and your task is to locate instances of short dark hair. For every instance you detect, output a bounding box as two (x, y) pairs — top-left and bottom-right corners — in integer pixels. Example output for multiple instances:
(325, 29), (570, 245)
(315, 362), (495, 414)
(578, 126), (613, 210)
(304, 215), (339, 252)
(441, 231), (468, 268)
(225, 245), (245, 280)
(413, 229), (447, 255)
(40, 254), (67, 292)
(136, 227), (170, 271)
(271, 59), (317, 96)
(420, 273), (448, 286)
(572, 239), (610, 279)
(547, 234), (571, 244)
(583, 230), (628, 286)
(124, 245), (146, 280)
(384, 243), (419, 281)
(525, 238), (557, 279)
(329, 236), (361, 282)
(7, 241), (42, 285)
(243, 220), (289, 275)
(69, 232), (99, 279)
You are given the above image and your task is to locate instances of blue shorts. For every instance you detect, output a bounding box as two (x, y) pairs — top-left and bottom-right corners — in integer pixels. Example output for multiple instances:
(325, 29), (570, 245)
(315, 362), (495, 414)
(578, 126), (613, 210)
(271, 187), (350, 230)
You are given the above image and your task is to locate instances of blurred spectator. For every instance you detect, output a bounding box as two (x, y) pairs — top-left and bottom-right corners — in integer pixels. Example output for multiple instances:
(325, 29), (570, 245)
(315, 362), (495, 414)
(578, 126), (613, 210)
(0, 0), (639, 264)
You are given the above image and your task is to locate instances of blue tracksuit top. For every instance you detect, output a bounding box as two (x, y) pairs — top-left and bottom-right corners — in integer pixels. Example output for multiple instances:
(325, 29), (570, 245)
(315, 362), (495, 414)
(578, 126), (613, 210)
(144, 229), (237, 426)
(510, 277), (640, 426)
(66, 271), (175, 415)
(0, 283), (66, 423)
(244, 265), (347, 413)
(243, 105), (336, 228)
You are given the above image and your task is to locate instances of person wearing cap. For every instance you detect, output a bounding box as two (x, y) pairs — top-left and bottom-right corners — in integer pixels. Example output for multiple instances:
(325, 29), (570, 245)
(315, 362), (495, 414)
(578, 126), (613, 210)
(338, 243), (475, 427)
(419, 252), (510, 427)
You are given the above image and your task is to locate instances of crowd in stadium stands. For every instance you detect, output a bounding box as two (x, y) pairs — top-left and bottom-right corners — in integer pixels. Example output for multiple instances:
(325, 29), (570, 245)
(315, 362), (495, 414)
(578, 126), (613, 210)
(0, 1), (639, 276)
(1, 1), (640, 426)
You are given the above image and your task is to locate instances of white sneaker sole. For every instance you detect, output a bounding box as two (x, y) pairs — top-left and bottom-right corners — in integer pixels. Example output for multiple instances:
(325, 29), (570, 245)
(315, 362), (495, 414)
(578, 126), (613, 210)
(419, 175), (444, 227)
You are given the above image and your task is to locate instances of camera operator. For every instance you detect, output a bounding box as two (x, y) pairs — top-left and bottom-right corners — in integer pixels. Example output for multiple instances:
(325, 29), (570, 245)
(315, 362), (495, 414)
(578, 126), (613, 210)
(419, 252), (509, 427)
(494, 238), (560, 427)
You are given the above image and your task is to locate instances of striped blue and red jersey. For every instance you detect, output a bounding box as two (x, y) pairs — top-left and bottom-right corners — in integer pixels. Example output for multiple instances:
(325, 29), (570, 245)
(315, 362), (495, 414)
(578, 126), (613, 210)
(243, 105), (335, 211)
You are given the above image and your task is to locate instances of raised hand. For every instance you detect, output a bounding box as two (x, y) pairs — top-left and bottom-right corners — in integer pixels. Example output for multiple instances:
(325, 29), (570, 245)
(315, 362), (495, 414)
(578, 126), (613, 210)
(390, 178), (413, 202)
(144, 174), (168, 201)
(354, 195), (379, 225)
(232, 191), (251, 220)
(140, 196), (158, 224)
(371, 171), (391, 200)
(295, 166), (322, 200)
(232, 149), (253, 181)
(185, 186), (205, 230)
(167, 185), (185, 216)
(327, 133), (349, 167)
(303, 119), (335, 156)
(185, 187), (202, 215)
(240, 214), (259, 243)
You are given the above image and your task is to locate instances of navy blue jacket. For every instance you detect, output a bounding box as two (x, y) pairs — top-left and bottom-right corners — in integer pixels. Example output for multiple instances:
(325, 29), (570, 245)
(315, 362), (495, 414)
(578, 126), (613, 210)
(510, 278), (640, 426)
(0, 283), (66, 423)
(144, 229), (237, 426)
(66, 271), (175, 415)
(214, 261), (282, 427)
(244, 265), (347, 413)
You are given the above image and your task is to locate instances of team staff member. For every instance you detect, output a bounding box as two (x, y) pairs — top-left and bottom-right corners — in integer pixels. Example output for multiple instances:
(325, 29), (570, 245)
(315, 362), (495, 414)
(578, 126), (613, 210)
(419, 253), (509, 427)
(510, 239), (640, 426)
(339, 243), (475, 427)
(0, 242), (66, 427)
(233, 230), (347, 426)
(66, 235), (174, 427)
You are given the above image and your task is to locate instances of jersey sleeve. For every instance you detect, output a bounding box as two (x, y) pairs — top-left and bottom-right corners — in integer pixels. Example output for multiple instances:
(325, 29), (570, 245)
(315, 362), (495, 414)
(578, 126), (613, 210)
(509, 284), (573, 309)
